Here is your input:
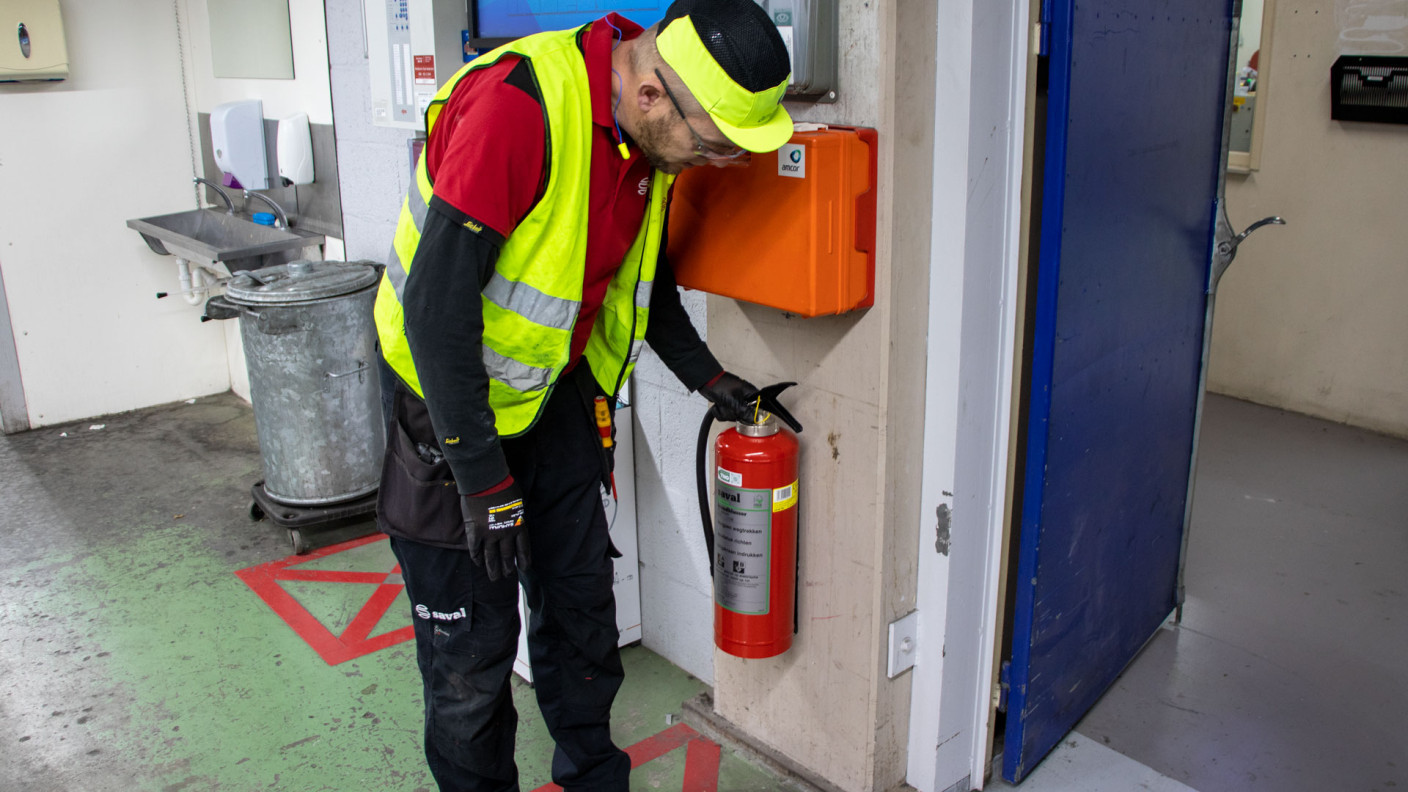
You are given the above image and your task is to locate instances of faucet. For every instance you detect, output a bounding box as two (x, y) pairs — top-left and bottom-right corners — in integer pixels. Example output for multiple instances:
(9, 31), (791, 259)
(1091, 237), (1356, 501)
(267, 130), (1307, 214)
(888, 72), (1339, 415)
(243, 190), (289, 229)
(194, 177), (234, 214)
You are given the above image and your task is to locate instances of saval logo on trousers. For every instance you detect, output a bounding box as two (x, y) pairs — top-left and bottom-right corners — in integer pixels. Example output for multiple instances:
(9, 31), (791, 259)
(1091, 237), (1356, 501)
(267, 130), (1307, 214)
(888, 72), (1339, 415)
(415, 604), (467, 622)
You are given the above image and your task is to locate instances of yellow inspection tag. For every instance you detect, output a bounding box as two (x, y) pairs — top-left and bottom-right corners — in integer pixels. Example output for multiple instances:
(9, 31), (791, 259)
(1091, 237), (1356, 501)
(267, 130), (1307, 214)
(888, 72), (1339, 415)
(772, 481), (798, 512)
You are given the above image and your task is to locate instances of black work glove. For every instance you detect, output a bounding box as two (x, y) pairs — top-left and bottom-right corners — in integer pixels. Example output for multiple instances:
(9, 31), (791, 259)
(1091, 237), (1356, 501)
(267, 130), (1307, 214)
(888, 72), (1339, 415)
(697, 372), (760, 422)
(461, 481), (530, 581)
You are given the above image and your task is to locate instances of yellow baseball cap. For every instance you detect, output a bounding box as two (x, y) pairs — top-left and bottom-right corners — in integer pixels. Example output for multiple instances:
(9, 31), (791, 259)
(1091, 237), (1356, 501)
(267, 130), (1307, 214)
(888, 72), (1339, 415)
(655, 0), (793, 153)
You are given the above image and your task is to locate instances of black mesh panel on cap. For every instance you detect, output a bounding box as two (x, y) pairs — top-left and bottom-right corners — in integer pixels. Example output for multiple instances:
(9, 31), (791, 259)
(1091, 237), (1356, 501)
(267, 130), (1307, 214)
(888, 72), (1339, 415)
(660, 0), (790, 92)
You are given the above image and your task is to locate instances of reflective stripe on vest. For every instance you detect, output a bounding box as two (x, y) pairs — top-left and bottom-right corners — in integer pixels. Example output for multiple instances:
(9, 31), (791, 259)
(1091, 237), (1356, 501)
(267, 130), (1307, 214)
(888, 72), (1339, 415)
(483, 273), (578, 331)
(484, 347), (554, 392)
(387, 251), (577, 336)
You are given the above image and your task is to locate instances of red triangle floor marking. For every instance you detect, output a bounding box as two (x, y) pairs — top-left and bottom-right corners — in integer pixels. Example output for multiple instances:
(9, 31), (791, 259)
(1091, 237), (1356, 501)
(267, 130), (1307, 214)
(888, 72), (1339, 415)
(235, 533), (414, 665)
(240, 540), (722, 791)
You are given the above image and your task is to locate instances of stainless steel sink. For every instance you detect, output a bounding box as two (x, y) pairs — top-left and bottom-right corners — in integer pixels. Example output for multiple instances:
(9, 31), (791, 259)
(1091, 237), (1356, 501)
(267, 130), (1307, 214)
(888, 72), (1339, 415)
(127, 209), (324, 270)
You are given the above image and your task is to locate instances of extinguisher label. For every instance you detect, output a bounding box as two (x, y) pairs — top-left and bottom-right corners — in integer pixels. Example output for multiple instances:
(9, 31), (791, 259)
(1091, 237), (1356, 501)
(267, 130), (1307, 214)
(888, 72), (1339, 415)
(714, 480), (772, 615)
(718, 468), (743, 487)
(772, 481), (798, 512)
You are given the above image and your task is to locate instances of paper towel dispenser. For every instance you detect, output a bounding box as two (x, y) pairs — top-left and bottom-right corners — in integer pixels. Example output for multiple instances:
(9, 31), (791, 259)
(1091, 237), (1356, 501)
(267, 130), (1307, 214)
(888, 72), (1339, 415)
(0, 0), (69, 82)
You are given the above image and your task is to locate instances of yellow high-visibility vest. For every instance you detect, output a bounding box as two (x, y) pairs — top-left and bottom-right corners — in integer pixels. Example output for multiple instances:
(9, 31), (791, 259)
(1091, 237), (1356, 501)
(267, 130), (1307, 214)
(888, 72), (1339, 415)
(374, 25), (673, 436)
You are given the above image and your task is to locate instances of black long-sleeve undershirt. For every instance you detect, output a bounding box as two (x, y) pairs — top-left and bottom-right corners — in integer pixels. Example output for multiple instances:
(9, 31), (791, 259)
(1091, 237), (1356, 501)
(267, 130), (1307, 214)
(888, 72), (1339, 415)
(401, 196), (723, 495)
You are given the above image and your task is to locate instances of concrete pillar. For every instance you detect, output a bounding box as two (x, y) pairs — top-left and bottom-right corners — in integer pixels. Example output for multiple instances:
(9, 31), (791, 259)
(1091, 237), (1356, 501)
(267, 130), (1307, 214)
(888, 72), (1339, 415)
(699, 0), (939, 788)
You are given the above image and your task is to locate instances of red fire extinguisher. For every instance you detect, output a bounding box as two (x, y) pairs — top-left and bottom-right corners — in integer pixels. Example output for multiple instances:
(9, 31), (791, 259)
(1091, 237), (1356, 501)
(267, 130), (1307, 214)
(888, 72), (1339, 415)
(697, 383), (803, 659)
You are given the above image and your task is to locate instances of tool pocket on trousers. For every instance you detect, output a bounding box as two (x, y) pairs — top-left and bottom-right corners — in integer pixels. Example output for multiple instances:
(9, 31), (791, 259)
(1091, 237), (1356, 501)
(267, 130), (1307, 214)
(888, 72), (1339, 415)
(377, 419), (463, 545)
(429, 581), (519, 661)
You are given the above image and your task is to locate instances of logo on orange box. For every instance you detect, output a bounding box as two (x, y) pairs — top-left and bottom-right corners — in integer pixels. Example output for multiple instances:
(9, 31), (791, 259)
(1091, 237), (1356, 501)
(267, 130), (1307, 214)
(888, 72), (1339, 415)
(778, 143), (805, 179)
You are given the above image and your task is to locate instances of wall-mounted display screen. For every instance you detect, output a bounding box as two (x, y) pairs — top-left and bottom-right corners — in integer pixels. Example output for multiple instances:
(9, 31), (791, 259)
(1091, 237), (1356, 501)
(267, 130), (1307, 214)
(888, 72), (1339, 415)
(476, 0), (671, 39)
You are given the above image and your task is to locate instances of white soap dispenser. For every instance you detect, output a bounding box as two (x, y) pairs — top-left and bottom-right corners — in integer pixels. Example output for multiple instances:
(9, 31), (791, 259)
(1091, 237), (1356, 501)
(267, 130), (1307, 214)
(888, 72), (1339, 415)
(276, 113), (315, 186)
(210, 99), (268, 190)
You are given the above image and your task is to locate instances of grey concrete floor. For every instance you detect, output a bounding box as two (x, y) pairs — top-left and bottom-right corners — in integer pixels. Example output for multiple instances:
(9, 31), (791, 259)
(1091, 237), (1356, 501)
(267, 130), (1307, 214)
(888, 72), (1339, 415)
(0, 393), (801, 791)
(1071, 394), (1408, 792)
(3, 390), (1403, 791)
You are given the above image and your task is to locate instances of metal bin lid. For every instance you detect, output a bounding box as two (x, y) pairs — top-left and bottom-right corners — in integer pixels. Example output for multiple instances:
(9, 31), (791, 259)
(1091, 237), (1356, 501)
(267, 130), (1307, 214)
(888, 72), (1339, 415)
(224, 260), (380, 305)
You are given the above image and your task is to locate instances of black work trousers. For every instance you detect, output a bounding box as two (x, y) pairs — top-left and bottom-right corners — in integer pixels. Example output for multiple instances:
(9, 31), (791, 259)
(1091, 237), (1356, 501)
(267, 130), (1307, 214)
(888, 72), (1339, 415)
(388, 365), (628, 792)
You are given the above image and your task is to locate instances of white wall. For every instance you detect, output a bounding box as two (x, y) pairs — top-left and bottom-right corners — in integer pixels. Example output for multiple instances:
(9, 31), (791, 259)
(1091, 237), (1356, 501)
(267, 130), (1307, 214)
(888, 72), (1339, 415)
(0, 0), (340, 428)
(184, 0), (335, 125)
(0, 0), (229, 428)
(1215, 0), (1408, 438)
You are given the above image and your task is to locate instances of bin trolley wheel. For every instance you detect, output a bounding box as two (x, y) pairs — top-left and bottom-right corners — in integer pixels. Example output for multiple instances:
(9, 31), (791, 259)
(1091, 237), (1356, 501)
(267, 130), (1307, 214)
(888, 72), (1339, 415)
(248, 480), (379, 555)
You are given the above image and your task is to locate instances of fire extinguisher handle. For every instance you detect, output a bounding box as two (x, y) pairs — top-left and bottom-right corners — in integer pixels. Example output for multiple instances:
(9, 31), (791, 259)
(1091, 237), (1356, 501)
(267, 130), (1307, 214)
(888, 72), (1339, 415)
(755, 382), (804, 434)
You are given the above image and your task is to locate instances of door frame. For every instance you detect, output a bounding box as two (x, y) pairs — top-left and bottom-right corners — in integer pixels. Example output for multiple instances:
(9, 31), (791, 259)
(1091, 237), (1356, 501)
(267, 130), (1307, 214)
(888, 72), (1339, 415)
(906, 0), (1032, 789)
(0, 259), (29, 434)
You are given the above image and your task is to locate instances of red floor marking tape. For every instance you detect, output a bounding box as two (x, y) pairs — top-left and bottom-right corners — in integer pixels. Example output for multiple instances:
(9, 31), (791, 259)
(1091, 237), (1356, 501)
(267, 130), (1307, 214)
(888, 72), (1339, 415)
(682, 737), (722, 792)
(235, 534), (414, 665)
(627, 722), (697, 766)
(530, 723), (720, 792)
(275, 568), (391, 584)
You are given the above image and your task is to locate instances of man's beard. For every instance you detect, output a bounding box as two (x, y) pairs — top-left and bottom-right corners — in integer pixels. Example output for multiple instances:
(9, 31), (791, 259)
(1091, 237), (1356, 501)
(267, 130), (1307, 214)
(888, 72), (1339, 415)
(633, 112), (691, 175)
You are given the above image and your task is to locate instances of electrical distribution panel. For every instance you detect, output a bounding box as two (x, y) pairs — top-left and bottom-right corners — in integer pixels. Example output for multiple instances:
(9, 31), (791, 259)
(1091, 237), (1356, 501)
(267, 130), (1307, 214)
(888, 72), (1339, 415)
(366, 0), (469, 130)
(668, 126), (876, 317)
(369, 0), (839, 123)
(756, 0), (837, 101)
(0, 0), (68, 82)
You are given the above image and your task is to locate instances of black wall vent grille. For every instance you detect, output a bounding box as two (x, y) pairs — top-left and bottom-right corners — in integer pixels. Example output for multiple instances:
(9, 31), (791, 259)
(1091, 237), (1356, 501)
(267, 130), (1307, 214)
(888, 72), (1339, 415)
(1332, 55), (1408, 124)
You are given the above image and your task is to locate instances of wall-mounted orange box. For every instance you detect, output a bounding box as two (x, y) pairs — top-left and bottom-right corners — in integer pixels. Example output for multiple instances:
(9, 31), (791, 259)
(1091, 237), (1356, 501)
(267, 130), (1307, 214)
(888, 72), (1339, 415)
(667, 125), (877, 317)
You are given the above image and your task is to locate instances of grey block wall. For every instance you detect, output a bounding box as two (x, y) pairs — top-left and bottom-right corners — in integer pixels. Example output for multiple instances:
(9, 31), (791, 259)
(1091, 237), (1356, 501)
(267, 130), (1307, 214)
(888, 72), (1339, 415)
(326, 0), (414, 261)
(632, 289), (715, 684)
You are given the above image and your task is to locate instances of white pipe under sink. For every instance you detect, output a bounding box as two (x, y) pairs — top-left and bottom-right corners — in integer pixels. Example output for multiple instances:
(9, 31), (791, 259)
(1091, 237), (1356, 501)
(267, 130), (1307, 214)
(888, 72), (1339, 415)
(176, 258), (206, 305)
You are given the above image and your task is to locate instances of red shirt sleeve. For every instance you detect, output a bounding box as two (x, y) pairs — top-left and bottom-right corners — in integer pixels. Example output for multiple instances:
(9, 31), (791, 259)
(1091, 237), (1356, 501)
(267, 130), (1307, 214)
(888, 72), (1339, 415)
(424, 57), (546, 239)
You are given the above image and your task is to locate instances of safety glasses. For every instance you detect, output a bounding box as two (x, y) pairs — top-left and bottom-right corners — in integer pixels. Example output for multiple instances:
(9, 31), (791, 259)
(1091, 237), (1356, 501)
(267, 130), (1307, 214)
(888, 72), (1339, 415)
(654, 69), (747, 161)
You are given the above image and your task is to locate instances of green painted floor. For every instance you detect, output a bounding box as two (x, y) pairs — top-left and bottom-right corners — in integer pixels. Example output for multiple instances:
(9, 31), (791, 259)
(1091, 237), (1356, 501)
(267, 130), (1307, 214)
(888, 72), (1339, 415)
(0, 394), (798, 791)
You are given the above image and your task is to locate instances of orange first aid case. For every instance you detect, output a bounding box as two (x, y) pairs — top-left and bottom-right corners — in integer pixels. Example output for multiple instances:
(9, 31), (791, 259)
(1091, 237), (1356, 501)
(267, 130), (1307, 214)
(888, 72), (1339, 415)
(667, 126), (877, 317)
